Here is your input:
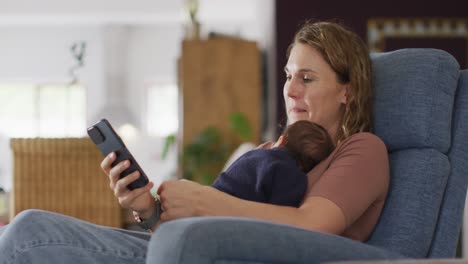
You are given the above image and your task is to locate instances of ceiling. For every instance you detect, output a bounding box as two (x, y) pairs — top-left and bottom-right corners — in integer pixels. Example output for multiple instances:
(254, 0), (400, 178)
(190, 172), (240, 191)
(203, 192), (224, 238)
(0, 0), (259, 25)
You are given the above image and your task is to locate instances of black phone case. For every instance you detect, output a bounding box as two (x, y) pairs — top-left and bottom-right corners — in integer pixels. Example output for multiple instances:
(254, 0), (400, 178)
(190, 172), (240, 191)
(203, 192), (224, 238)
(87, 119), (149, 190)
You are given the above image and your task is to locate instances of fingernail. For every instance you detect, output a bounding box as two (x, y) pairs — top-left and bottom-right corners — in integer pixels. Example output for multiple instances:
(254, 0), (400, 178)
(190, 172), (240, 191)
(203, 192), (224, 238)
(108, 153), (114, 158)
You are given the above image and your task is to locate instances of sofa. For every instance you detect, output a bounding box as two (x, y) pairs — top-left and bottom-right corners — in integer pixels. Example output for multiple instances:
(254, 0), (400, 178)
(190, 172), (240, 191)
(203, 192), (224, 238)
(145, 48), (468, 263)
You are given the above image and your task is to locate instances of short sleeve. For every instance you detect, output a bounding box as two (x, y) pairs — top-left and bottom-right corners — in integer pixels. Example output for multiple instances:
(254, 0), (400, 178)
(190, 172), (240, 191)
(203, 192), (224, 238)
(306, 132), (389, 227)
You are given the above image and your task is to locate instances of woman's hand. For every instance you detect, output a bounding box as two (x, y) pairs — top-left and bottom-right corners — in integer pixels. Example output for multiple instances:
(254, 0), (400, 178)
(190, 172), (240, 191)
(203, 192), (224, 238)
(101, 152), (155, 215)
(157, 179), (227, 222)
(256, 141), (274, 149)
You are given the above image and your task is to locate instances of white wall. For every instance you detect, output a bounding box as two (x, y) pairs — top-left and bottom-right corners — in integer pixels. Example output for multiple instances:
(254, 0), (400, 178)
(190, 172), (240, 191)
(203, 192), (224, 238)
(127, 24), (184, 129)
(0, 25), (105, 121)
(0, 0), (183, 20)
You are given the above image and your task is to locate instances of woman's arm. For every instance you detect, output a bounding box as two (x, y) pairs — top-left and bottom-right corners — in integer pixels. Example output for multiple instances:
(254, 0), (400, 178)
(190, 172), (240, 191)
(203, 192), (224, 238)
(157, 180), (346, 234)
(157, 133), (389, 235)
(99, 148), (344, 234)
(99, 148), (343, 234)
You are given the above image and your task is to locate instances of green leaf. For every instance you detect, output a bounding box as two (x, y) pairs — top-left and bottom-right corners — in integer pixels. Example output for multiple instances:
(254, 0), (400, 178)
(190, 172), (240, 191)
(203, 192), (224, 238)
(178, 114), (253, 182)
(193, 127), (221, 146)
(229, 112), (253, 141)
(161, 134), (176, 160)
(201, 173), (214, 185)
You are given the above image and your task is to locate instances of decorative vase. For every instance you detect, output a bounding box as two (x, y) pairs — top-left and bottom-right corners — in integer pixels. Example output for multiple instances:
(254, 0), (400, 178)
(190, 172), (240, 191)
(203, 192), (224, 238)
(186, 21), (201, 40)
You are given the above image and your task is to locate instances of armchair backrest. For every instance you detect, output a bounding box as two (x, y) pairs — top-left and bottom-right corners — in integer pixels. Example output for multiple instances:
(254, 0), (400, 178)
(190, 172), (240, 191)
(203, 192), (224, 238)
(429, 68), (468, 257)
(366, 49), (468, 258)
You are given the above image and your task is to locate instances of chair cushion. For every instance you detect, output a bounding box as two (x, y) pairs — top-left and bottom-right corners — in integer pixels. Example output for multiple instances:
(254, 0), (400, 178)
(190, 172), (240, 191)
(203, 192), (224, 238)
(372, 49), (459, 153)
(368, 49), (460, 257)
(428, 69), (468, 257)
(326, 259), (468, 264)
(367, 149), (450, 258)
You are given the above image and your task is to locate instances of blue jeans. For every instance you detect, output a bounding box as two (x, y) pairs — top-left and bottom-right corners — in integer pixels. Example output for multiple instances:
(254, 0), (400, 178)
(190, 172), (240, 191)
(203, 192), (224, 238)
(0, 210), (404, 264)
(0, 209), (151, 264)
(147, 217), (404, 264)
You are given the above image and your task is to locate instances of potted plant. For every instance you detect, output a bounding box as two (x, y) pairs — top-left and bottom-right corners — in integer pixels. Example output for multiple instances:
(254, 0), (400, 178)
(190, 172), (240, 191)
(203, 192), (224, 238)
(162, 112), (253, 184)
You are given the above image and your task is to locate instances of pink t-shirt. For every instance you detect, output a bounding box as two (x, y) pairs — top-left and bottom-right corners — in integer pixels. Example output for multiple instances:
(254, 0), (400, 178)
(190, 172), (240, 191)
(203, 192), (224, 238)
(305, 132), (389, 241)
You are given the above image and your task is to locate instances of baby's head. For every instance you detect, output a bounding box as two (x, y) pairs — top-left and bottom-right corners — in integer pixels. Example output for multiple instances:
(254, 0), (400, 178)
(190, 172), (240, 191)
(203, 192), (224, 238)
(274, 120), (335, 173)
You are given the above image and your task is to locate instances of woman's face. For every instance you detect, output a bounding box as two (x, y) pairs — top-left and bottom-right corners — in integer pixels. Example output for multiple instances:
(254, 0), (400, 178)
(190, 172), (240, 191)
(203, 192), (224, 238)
(283, 43), (348, 139)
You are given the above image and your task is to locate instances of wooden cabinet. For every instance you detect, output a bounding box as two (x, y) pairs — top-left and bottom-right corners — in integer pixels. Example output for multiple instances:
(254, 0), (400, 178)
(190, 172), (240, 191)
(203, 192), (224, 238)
(178, 37), (262, 180)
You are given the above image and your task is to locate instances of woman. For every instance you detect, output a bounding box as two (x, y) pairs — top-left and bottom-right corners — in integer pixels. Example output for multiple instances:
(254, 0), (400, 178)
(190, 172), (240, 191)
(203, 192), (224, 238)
(0, 21), (389, 263)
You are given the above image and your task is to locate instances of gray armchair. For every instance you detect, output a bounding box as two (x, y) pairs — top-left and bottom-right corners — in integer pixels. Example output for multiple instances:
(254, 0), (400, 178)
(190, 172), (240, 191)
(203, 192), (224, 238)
(147, 49), (468, 263)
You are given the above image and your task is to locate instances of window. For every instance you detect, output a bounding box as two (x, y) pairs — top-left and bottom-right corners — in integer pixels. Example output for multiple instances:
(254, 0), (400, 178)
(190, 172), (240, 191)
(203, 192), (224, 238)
(146, 83), (178, 137)
(0, 83), (86, 138)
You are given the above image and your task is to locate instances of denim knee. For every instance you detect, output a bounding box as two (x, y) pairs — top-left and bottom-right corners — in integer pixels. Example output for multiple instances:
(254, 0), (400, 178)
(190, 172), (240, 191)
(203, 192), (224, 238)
(10, 209), (58, 235)
(0, 209), (58, 263)
(7, 209), (51, 236)
(0, 209), (150, 264)
(12, 208), (50, 223)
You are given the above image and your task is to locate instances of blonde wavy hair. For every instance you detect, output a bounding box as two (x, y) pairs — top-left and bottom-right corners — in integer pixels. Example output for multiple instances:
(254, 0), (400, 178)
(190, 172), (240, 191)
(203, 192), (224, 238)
(287, 21), (373, 143)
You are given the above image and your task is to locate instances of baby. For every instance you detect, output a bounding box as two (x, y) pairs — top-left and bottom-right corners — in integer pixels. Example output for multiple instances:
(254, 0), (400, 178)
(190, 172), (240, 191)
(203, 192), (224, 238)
(212, 120), (334, 207)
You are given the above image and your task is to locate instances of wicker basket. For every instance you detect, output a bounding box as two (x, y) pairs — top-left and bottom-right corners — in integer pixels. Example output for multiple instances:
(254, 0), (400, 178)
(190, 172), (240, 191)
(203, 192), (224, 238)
(10, 137), (123, 228)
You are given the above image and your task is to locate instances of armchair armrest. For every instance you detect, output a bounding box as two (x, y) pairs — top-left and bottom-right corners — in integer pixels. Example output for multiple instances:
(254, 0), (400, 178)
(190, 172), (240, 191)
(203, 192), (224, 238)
(147, 217), (404, 264)
(326, 260), (467, 264)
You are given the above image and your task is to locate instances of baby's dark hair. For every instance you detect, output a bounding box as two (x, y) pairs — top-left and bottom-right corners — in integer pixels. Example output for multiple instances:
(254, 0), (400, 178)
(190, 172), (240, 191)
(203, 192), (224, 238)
(282, 120), (335, 173)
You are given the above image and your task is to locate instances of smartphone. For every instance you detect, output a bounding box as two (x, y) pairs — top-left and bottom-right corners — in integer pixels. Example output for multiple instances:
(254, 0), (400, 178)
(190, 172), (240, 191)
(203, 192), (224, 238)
(87, 118), (149, 190)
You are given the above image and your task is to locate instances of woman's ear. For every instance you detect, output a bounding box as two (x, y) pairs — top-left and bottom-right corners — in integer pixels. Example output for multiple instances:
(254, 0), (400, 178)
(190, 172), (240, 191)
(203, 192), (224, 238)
(339, 84), (350, 105)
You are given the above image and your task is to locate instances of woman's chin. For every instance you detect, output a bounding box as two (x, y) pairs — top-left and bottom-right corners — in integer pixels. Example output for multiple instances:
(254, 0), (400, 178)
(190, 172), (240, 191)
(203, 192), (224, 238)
(287, 115), (310, 124)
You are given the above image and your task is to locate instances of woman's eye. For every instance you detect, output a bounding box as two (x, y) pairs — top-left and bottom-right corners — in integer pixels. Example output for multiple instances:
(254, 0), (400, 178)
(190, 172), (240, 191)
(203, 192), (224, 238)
(286, 75), (292, 81)
(302, 76), (313, 83)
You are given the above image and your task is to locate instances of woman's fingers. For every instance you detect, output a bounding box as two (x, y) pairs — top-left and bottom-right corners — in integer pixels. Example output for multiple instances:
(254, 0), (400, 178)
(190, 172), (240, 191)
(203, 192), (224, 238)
(110, 160), (130, 179)
(114, 170), (140, 196)
(118, 181), (154, 208)
(108, 160), (130, 189)
(156, 178), (176, 196)
(157, 180), (202, 222)
(100, 152), (154, 212)
(100, 152), (116, 174)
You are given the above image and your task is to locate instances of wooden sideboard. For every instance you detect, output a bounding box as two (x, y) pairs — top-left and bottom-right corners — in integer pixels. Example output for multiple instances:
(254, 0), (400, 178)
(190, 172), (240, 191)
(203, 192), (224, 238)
(178, 37), (262, 180)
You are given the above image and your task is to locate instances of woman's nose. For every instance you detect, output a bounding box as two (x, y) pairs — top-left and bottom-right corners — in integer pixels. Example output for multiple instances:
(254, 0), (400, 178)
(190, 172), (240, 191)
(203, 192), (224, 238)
(285, 78), (302, 98)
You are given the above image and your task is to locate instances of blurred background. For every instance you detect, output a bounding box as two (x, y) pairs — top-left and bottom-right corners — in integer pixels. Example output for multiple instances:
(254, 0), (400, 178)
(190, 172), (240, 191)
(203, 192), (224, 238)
(0, 0), (466, 248)
(0, 0), (276, 193)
